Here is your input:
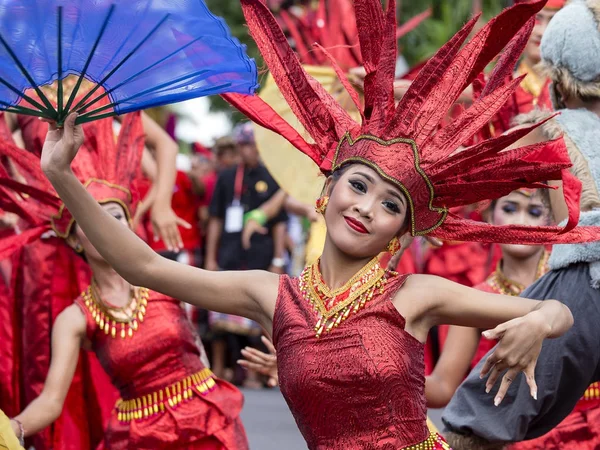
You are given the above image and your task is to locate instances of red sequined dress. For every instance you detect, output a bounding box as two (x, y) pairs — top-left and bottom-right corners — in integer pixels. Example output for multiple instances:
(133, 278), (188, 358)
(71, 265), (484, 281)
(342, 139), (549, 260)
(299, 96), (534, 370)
(471, 253), (600, 450)
(74, 287), (248, 450)
(273, 258), (450, 449)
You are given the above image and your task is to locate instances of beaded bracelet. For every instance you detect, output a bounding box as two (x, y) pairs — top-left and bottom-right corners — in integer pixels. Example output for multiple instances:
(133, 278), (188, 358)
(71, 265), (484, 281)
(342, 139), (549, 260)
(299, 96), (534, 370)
(243, 209), (268, 226)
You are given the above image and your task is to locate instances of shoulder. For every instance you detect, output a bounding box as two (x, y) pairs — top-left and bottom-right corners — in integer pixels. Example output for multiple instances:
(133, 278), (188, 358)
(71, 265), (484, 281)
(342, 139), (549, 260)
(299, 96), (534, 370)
(398, 273), (453, 297)
(55, 304), (87, 336)
(258, 164), (279, 185)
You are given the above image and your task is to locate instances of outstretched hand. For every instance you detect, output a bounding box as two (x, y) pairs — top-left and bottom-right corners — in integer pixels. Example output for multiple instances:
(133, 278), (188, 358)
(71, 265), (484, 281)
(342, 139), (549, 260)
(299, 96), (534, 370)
(479, 311), (551, 406)
(41, 113), (85, 176)
(238, 336), (278, 387)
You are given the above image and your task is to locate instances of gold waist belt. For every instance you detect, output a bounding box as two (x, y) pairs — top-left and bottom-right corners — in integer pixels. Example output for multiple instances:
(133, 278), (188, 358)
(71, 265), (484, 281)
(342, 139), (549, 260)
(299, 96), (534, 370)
(582, 382), (600, 401)
(116, 368), (216, 422)
(403, 432), (450, 450)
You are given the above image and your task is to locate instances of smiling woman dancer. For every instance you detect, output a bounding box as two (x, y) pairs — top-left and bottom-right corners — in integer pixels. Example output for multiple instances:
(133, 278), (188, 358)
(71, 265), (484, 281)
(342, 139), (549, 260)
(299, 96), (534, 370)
(34, 0), (600, 448)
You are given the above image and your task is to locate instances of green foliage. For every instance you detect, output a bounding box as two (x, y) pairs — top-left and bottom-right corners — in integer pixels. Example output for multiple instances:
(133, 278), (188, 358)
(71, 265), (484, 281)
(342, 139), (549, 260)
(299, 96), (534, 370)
(205, 0), (264, 120)
(205, 0), (510, 117)
(399, 0), (507, 66)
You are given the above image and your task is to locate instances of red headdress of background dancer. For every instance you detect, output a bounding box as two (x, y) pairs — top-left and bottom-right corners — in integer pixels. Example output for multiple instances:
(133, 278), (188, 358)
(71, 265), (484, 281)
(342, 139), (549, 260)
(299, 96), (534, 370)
(0, 112), (144, 256)
(226, 0), (600, 245)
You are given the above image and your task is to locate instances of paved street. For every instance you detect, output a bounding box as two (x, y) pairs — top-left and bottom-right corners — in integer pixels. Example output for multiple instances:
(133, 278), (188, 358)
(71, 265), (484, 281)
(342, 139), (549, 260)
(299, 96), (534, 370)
(240, 388), (445, 450)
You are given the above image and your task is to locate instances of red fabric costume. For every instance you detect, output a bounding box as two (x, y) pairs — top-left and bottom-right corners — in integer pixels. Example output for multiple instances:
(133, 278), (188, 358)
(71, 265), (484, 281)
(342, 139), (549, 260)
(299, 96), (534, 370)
(218, 0), (600, 447)
(74, 289), (246, 449)
(0, 106), (247, 448)
(275, 269), (449, 449)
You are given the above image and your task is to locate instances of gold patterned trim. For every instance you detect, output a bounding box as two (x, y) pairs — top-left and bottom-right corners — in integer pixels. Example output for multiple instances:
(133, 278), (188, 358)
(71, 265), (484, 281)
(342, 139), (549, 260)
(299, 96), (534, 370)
(582, 382), (600, 401)
(332, 132), (448, 236)
(82, 285), (148, 338)
(50, 178), (132, 238)
(300, 256), (389, 338)
(115, 368), (216, 422)
(403, 432), (451, 450)
(487, 251), (549, 297)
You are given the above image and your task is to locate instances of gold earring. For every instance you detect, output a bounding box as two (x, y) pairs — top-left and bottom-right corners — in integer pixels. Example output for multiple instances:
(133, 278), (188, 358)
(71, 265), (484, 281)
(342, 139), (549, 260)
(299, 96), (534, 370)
(74, 243), (84, 254)
(386, 236), (401, 255)
(315, 196), (329, 215)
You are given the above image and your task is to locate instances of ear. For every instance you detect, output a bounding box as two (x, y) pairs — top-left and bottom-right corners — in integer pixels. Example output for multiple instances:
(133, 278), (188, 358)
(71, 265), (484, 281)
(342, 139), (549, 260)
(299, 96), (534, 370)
(322, 176), (335, 197)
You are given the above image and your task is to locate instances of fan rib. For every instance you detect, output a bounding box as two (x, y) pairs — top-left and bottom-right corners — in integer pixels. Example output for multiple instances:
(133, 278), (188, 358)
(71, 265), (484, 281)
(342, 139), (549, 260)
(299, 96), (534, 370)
(0, 34), (55, 115)
(72, 12), (170, 115)
(63, 4), (116, 121)
(77, 35), (206, 114)
(0, 77), (50, 113)
(57, 6), (64, 120)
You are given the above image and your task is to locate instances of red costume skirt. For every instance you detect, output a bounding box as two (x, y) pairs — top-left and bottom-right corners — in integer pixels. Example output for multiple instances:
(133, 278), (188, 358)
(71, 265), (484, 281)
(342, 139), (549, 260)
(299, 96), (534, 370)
(510, 404), (600, 450)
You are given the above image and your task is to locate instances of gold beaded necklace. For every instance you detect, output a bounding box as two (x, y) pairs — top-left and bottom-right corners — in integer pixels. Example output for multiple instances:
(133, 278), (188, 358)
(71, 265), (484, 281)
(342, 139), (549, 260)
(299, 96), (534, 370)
(82, 281), (149, 339)
(487, 250), (549, 296)
(299, 256), (388, 338)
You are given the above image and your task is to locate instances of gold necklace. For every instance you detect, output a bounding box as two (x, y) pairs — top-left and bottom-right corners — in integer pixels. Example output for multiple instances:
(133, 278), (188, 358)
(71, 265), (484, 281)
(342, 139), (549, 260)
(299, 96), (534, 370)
(488, 251), (549, 296)
(82, 282), (149, 339)
(299, 256), (388, 338)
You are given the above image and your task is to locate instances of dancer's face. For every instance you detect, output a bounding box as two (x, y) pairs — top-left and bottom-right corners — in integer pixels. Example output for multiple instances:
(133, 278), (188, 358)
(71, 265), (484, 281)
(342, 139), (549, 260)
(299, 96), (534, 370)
(71, 202), (130, 261)
(525, 7), (558, 64)
(491, 190), (550, 259)
(324, 164), (409, 259)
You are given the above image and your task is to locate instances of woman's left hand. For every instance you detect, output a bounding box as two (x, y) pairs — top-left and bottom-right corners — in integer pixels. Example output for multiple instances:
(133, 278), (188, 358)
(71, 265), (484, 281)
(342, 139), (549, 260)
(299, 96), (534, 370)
(479, 310), (552, 405)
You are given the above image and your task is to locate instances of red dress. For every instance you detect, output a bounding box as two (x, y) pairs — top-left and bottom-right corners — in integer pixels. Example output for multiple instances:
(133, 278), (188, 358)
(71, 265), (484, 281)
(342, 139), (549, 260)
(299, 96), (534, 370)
(274, 269), (450, 449)
(74, 288), (248, 450)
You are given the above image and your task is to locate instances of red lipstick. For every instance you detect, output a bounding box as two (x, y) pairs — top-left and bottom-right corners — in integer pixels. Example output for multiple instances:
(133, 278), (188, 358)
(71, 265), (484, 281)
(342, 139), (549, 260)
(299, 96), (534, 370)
(344, 216), (369, 234)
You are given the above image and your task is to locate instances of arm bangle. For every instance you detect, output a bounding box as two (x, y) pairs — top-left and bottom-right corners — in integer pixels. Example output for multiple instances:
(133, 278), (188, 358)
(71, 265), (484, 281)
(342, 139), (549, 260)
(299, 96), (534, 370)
(243, 209), (268, 227)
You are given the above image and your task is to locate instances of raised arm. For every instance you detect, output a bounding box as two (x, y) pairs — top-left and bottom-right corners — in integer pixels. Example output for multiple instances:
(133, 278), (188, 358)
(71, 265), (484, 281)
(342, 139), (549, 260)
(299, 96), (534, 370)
(41, 114), (279, 331)
(139, 112), (188, 251)
(425, 325), (480, 408)
(443, 267), (600, 447)
(10, 305), (84, 438)
(398, 274), (573, 404)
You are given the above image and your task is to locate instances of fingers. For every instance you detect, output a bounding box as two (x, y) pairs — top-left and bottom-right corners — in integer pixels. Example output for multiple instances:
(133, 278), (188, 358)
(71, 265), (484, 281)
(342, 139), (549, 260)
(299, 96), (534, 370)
(242, 229), (252, 250)
(237, 359), (268, 374)
(267, 376), (278, 388)
(479, 353), (497, 378)
(484, 362), (504, 393)
(176, 217), (193, 230)
(482, 321), (509, 341)
(241, 347), (276, 365)
(523, 364), (538, 400)
(494, 368), (519, 406)
(261, 335), (276, 355)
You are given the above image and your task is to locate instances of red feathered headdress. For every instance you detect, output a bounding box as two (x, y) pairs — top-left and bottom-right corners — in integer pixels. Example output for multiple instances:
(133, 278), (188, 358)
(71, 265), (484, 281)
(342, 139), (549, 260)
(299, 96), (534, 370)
(0, 111), (144, 257)
(225, 0), (600, 245)
(277, 0), (430, 71)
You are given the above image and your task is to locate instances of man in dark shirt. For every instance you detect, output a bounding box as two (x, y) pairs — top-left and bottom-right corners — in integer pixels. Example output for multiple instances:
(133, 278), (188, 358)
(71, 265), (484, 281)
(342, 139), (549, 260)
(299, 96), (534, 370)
(205, 123), (287, 272)
(443, 2), (600, 447)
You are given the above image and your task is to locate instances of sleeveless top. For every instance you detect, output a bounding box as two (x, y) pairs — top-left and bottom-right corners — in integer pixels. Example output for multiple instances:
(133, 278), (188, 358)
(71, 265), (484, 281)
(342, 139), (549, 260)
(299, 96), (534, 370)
(74, 289), (246, 449)
(273, 272), (433, 449)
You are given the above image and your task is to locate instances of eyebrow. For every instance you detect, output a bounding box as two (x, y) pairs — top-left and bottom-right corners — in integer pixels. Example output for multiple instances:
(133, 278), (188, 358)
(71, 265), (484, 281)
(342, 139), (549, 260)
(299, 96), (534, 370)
(355, 171), (406, 206)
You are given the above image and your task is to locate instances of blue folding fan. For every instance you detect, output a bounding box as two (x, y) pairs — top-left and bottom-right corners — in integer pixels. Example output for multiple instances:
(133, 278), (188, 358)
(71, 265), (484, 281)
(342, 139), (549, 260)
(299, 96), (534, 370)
(0, 0), (258, 125)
